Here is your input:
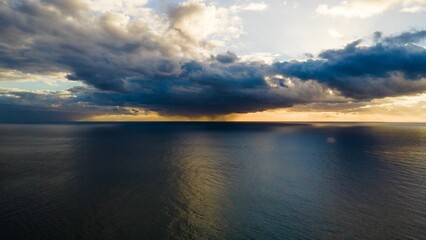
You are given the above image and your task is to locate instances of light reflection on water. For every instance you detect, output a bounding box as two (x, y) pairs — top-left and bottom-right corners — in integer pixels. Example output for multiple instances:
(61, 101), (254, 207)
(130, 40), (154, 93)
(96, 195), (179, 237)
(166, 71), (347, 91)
(0, 123), (425, 239)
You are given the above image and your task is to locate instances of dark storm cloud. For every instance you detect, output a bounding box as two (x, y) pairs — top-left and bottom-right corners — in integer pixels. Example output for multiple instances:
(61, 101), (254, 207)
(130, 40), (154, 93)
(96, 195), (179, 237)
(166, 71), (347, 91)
(0, 0), (184, 90)
(380, 30), (426, 45)
(0, 0), (336, 118)
(67, 61), (333, 116)
(1, 0), (426, 121)
(274, 32), (426, 99)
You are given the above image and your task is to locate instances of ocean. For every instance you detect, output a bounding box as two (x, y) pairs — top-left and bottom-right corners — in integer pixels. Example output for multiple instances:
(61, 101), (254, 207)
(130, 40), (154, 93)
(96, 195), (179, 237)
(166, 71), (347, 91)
(0, 122), (425, 239)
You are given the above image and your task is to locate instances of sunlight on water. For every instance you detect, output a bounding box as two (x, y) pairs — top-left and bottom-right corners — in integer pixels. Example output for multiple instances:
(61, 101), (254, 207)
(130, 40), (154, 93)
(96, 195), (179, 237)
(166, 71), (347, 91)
(0, 123), (425, 239)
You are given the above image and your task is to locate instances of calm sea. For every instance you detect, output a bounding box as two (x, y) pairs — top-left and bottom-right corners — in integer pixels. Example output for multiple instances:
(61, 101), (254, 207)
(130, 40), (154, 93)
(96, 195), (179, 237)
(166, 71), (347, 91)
(0, 122), (425, 239)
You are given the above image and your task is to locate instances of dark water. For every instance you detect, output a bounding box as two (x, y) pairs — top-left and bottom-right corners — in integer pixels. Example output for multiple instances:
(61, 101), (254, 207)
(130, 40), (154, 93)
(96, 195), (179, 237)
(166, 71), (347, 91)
(0, 122), (425, 240)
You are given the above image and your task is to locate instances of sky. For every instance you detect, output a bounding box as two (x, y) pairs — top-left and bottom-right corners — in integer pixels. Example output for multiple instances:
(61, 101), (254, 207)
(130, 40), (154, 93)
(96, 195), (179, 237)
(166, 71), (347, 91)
(0, 0), (426, 122)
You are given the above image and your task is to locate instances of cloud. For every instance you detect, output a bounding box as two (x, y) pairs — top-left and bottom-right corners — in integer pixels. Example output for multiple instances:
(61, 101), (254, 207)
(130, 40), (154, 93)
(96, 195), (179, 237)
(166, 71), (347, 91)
(0, 69), (69, 84)
(380, 30), (426, 44)
(65, 63), (341, 116)
(1, 0), (426, 121)
(168, 0), (243, 45)
(85, 0), (149, 14)
(0, 88), (84, 122)
(328, 28), (343, 38)
(0, 87), (137, 122)
(214, 51), (239, 64)
(274, 31), (426, 99)
(317, 0), (426, 18)
(0, 0), (245, 90)
(231, 2), (268, 11)
(401, 4), (426, 12)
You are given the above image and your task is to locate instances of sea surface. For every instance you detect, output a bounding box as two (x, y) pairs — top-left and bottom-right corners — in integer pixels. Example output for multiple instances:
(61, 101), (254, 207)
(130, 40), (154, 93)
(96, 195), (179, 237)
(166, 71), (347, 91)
(0, 122), (425, 239)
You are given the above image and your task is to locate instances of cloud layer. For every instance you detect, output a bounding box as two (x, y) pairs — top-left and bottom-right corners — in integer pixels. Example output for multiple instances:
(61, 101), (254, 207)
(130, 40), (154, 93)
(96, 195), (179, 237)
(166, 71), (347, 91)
(274, 34), (426, 99)
(0, 0), (426, 121)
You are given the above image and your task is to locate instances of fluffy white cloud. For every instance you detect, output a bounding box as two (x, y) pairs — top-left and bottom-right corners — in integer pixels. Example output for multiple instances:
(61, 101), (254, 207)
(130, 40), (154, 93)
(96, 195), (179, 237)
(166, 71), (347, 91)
(0, 69), (68, 83)
(231, 2), (268, 11)
(168, 0), (243, 48)
(401, 4), (426, 12)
